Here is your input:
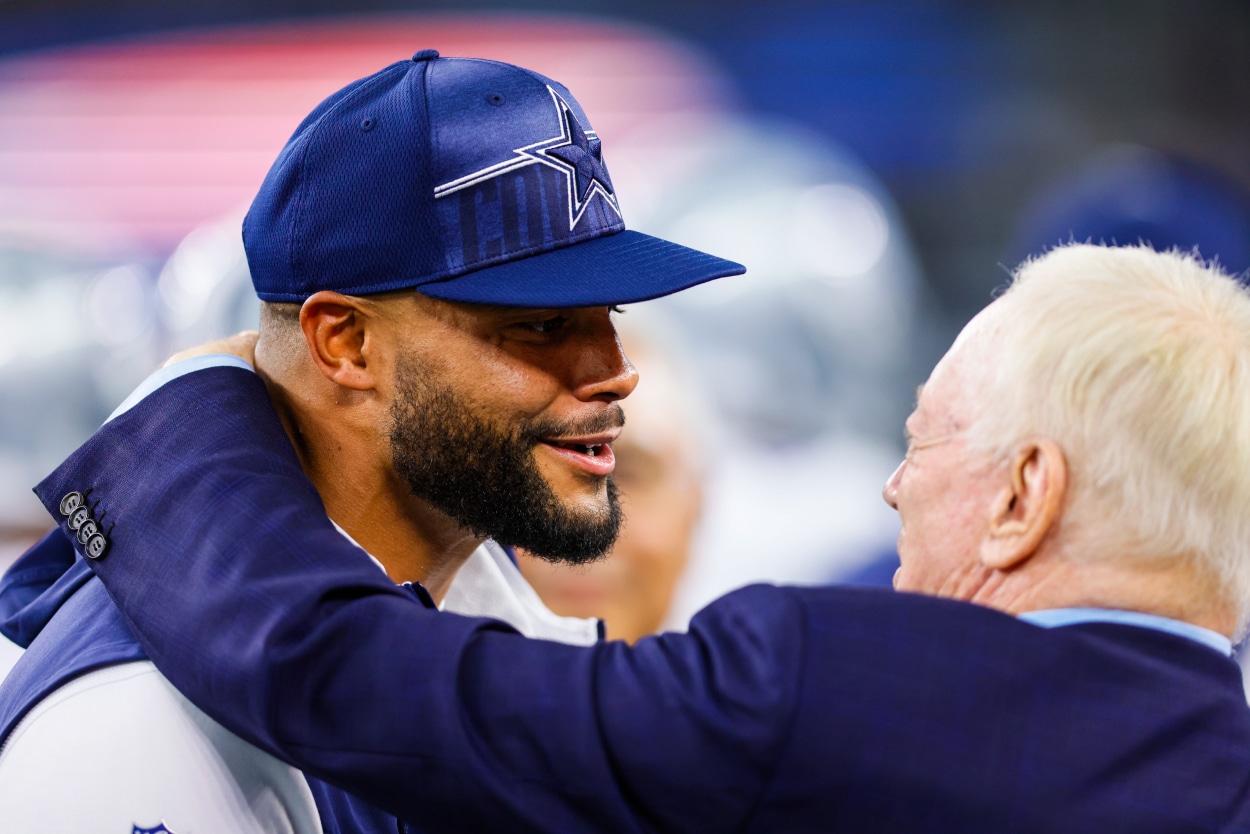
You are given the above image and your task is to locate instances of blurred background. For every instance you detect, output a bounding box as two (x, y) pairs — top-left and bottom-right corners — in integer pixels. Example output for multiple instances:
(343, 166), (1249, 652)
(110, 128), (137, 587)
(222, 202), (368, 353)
(2, 0), (1249, 638)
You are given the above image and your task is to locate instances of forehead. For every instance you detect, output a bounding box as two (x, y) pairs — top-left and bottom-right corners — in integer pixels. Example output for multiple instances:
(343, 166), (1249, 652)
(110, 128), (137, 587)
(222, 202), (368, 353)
(403, 293), (557, 325)
(415, 289), (616, 314)
(910, 303), (1003, 424)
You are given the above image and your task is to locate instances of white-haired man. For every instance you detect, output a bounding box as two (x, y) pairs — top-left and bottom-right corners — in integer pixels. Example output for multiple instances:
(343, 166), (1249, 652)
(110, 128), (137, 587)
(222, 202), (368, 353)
(888, 243), (1247, 637)
(31, 244), (1250, 832)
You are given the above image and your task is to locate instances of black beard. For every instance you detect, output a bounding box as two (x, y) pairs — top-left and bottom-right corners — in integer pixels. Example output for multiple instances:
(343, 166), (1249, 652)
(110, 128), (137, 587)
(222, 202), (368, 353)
(388, 356), (623, 565)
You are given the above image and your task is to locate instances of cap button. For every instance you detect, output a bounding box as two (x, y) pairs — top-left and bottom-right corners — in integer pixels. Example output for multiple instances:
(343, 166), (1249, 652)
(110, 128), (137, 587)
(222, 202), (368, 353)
(411, 49), (439, 62)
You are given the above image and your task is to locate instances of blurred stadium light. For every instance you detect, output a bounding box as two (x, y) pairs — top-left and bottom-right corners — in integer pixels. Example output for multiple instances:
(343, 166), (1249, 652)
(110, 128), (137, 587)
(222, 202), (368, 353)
(0, 242), (160, 548)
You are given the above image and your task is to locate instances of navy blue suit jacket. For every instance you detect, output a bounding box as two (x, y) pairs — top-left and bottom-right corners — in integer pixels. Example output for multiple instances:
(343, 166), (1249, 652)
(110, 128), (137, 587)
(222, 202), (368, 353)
(32, 367), (1250, 833)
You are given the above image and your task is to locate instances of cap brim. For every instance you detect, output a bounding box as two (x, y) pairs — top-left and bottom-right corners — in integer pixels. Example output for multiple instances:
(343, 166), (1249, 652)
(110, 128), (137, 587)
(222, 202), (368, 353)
(415, 230), (745, 307)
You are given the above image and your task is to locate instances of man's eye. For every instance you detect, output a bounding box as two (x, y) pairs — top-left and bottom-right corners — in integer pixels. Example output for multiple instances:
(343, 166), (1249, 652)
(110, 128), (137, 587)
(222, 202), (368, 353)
(519, 316), (568, 335)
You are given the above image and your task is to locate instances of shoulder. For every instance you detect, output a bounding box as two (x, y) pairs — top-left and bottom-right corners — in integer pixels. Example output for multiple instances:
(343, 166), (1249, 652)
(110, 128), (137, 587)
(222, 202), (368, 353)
(0, 660), (321, 833)
(684, 583), (811, 655)
(689, 583), (1099, 664)
(688, 584), (1051, 709)
(779, 583), (1024, 640)
(604, 585), (814, 749)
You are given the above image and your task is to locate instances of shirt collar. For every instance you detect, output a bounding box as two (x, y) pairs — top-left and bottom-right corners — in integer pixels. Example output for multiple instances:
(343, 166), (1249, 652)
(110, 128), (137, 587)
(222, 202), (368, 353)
(331, 522), (599, 646)
(440, 540), (601, 645)
(1018, 607), (1233, 656)
(108, 353), (254, 423)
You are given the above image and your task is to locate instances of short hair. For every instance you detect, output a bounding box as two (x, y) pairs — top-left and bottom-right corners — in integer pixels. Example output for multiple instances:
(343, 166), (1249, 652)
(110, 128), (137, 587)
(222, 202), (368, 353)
(258, 300), (301, 332)
(970, 244), (1250, 623)
(257, 301), (306, 371)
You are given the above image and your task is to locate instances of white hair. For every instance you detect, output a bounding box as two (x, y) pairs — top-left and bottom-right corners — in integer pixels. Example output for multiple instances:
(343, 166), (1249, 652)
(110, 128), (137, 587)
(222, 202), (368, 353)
(969, 243), (1250, 622)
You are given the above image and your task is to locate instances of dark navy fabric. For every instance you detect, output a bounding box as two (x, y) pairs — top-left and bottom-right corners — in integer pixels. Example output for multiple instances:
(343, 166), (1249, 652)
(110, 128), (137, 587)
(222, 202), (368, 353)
(33, 366), (1250, 833)
(245, 58), (447, 302)
(418, 228), (746, 307)
(0, 527), (85, 648)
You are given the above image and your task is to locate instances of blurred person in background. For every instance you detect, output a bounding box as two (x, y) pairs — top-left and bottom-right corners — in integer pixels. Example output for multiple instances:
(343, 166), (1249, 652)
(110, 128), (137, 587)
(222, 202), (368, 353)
(44, 242), (1250, 833)
(632, 125), (925, 623)
(1007, 145), (1250, 278)
(518, 323), (705, 642)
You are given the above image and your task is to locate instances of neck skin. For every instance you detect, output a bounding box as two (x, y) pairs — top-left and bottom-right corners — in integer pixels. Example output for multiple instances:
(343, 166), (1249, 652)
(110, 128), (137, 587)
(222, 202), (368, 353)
(960, 544), (1238, 638)
(254, 345), (480, 603)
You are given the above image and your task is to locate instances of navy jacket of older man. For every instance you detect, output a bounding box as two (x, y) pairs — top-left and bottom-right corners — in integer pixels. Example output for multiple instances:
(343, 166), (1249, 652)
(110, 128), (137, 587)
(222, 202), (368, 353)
(21, 366), (1250, 833)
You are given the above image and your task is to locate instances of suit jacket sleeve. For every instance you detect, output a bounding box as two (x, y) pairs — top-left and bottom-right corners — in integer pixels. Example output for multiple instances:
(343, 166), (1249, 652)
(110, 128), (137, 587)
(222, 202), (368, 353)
(32, 367), (807, 834)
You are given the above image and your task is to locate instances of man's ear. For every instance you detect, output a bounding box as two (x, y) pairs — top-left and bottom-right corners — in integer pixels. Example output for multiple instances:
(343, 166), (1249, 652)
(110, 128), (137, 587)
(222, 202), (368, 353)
(299, 291), (380, 391)
(980, 439), (1068, 571)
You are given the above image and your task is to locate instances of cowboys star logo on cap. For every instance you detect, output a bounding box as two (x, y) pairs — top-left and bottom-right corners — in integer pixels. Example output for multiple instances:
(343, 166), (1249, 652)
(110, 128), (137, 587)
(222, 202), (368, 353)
(433, 86), (621, 230)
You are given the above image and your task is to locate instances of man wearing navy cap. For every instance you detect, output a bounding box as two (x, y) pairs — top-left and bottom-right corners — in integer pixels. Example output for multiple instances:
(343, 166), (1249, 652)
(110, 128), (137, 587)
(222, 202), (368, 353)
(0, 51), (741, 831)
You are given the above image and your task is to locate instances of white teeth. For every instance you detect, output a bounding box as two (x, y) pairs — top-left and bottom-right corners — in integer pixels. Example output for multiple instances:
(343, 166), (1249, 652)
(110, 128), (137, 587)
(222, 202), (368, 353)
(552, 441), (601, 456)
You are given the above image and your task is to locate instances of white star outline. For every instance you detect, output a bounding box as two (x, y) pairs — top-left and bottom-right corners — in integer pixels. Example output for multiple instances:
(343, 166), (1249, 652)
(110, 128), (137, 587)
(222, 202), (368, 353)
(132, 821), (182, 834)
(433, 86), (622, 231)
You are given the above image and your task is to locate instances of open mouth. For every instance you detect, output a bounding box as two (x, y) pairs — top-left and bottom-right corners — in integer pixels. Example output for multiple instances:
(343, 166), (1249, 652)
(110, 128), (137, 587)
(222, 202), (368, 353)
(550, 441), (606, 457)
(538, 434), (618, 475)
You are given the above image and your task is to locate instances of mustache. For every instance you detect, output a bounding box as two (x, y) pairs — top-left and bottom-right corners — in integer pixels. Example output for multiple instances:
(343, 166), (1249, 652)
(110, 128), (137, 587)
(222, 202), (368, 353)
(522, 403), (626, 442)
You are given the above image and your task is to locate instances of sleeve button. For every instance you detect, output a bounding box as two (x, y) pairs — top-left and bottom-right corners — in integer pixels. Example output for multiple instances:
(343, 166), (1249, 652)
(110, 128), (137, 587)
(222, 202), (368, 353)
(85, 534), (108, 560)
(76, 519), (99, 545)
(68, 505), (91, 531)
(59, 492), (84, 516)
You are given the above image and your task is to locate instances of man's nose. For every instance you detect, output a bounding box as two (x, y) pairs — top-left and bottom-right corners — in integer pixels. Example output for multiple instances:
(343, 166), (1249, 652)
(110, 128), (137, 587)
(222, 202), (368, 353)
(573, 319), (640, 403)
(882, 461), (903, 510)
(578, 346), (638, 402)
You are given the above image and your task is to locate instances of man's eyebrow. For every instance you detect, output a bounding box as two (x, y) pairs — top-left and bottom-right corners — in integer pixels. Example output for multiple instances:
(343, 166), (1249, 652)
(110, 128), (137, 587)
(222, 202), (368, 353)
(471, 304), (563, 317)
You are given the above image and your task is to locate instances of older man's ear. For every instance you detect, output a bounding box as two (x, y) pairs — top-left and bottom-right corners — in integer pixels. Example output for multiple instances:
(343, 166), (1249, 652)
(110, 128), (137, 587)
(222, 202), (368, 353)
(980, 439), (1068, 571)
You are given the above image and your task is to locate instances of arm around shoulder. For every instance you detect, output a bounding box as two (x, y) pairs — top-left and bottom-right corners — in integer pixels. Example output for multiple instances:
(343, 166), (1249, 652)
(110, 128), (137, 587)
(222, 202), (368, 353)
(589, 583), (810, 832)
(32, 365), (809, 832)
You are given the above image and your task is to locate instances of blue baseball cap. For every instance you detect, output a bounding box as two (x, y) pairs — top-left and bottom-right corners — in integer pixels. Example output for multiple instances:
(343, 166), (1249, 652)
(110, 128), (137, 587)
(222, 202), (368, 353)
(244, 50), (745, 306)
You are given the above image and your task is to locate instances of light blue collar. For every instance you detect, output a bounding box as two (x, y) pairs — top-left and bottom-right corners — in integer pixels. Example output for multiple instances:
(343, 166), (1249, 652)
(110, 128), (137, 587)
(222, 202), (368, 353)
(1018, 607), (1232, 657)
(108, 353), (254, 423)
